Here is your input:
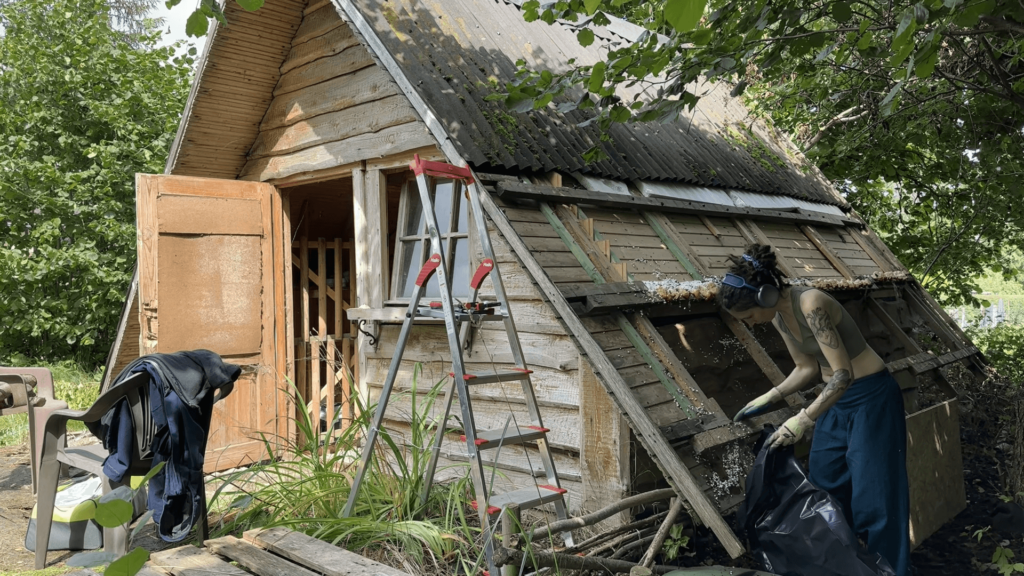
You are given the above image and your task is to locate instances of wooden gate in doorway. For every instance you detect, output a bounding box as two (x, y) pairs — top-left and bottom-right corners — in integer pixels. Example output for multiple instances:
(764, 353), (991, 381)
(294, 238), (357, 437)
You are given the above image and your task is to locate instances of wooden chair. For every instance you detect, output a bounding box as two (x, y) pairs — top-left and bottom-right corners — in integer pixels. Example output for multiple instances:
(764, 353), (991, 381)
(33, 371), (211, 569)
(0, 368), (68, 495)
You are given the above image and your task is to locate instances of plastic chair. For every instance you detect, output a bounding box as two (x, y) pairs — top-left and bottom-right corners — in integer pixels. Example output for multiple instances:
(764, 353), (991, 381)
(33, 371), (210, 569)
(0, 368), (69, 495)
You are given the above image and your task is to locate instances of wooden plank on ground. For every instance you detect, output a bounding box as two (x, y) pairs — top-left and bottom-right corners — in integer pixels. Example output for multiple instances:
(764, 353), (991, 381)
(206, 536), (319, 576)
(149, 545), (251, 576)
(691, 406), (800, 454)
(245, 527), (409, 576)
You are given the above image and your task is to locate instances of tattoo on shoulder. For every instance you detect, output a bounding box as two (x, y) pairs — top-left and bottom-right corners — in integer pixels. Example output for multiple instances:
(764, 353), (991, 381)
(805, 306), (840, 349)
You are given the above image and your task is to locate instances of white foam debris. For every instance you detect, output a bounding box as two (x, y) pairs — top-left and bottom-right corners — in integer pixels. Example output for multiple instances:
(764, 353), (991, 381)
(643, 278), (720, 302)
(642, 271), (913, 302)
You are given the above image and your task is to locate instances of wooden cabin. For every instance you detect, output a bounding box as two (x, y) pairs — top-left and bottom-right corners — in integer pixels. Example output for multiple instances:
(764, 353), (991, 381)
(102, 0), (976, 554)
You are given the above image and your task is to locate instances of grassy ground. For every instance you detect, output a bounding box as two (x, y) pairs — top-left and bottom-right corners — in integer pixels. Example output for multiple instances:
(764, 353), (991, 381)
(0, 361), (102, 447)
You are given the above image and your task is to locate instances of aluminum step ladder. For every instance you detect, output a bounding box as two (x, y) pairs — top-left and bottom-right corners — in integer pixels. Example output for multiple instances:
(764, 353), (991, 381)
(341, 156), (574, 573)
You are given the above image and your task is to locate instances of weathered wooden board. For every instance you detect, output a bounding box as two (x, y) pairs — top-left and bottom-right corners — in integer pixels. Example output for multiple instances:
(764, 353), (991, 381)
(261, 66), (400, 131)
(274, 46), (375, 96)
(362, 357), (580, 410)
(369, 324), (576, 366)
(281, 24), (359, 75)
(290, 3), (344, 47)
(250, 96), (418, 159)
(578, 356), (629, 526)
(150, 545), (250, 576)
(907, 399), (966, 549)
(245, 527), (409, 576)
(242, 122), (436, 181)
(206, 536), (319, 576)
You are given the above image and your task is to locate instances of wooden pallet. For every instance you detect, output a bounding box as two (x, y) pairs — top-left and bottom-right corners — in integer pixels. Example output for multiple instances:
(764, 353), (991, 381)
(66, 527), (411, 576)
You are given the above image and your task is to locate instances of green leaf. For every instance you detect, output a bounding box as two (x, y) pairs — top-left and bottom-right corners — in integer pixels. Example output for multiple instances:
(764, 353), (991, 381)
(583, 0), (601, 14)
(879, 81), (903, 115)
(890, 41), (915, 67)
(105, 547), (149, 576)
(185, 10), (210, 37)
(664, 0), (707, 33)
(588, 61), (606, 93)
(609, 105), (630, 122)
(235, 0), (264, 11)
(139, 461), (166, 490)
(577, 28), (595, 47)
(690, 28), (714, 45)
(94, 499), (134, 528)
(832, 2), (852, 23)
(857, 30), (873, 50)
(915, 50), (938, 78)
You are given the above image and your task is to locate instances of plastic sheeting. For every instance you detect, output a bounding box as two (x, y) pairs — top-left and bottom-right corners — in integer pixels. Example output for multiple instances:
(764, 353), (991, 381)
(737, 428), (896, 576)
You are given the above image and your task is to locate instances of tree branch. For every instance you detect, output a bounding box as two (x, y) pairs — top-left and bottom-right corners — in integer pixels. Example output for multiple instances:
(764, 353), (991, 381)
(980, 15), (1024, 35)
(802, 105), (868, 150)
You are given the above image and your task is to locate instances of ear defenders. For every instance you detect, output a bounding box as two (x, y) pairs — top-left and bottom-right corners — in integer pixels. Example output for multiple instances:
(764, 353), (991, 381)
(722, 273), (780, 308)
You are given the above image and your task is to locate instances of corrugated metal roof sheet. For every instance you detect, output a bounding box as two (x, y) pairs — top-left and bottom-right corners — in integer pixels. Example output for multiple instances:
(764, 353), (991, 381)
(345, 0), (847, 207)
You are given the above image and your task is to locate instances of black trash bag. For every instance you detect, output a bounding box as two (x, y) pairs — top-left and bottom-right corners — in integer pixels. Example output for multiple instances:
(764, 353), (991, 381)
(736, 426), (896, 576)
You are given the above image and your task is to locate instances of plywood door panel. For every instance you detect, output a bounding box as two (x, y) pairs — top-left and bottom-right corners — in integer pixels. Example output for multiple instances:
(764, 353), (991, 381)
(136, 174), (287, 472)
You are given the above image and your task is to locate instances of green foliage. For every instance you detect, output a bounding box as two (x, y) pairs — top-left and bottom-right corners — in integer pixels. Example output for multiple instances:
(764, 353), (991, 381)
(967, 324), (1024, 384)
(210, 366), (487, 573)
(0, 0), (193, 364)
(504, 0), (1023, 305)
(995, 546), (1024, 574)
(164, 0), (263, 37)
(662, 523), (690, 561)
(67, 461), (164, 576)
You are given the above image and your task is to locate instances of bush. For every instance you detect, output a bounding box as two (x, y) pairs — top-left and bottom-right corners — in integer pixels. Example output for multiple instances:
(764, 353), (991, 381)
(210, 366), (487, 573)
(967, 324), (1024, 386)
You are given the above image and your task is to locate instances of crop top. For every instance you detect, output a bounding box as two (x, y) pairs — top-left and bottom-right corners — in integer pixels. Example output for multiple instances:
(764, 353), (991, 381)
(775, 287), (869, 369)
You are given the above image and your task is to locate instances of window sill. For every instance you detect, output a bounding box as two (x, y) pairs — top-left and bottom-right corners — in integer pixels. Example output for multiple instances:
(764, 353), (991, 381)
(346, 307), (444, 324)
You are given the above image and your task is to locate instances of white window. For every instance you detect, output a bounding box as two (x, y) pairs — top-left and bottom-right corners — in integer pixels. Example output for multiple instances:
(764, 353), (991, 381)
(391, 178), (471, 300)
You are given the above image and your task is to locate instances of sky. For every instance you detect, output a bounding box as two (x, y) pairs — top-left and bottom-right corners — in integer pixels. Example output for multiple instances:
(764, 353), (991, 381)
(148, 1), (208, 55)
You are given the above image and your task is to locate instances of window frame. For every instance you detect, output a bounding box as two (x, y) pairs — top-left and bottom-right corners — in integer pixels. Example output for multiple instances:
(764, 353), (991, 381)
(388, 177), (473, 303)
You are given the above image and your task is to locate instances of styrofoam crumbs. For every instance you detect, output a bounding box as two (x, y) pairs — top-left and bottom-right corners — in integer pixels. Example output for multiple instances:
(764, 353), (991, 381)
(644, 271), (912, 302)
(643, 278), (720, 302)
(706, 442), (754, 501)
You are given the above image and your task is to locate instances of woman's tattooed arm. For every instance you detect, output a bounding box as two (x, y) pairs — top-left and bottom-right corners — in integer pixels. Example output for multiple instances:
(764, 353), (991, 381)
(805, 368), (852, 420)
(805, 307), (840, 349)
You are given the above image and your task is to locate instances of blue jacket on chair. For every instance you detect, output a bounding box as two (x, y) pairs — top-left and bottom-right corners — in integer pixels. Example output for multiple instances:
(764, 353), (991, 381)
(95, 350), (240, 542)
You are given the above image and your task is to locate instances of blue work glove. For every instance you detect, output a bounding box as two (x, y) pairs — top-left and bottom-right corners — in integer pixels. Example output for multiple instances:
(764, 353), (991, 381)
(767, 409), (815, 451)
(733, 388), (783, 422)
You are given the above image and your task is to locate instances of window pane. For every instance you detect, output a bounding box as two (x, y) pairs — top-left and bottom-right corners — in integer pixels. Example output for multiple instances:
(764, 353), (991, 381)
(456, 185), (469, 233)
(405, 190), (424, 236)
(451, 238), (470, 298)
(398, 240), (423, 298)
(433, 180), (454, 234)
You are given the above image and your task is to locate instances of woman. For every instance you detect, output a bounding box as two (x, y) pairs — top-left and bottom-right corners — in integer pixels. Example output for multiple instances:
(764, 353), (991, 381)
(721, 244), (910, 576)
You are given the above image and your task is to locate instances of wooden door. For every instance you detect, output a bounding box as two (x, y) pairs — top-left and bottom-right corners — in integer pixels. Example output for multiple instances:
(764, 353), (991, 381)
(136, 174), (289, 472)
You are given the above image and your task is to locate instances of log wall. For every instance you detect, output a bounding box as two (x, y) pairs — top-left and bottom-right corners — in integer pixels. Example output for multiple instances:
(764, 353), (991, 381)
(240, 4), (435, 182)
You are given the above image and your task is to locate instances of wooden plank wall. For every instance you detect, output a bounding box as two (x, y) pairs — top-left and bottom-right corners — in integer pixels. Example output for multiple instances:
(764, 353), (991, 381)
(360, 225), (605, 512)
(239, 4), (435, 182)
(583, 209), (695, 282)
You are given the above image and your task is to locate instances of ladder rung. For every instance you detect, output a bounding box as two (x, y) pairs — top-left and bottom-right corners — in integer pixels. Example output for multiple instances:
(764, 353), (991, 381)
(461, 425), (550, 449)
(472, 485), (568, 517)
(416, 307), (504, 322)
(450, 369), (533, 385)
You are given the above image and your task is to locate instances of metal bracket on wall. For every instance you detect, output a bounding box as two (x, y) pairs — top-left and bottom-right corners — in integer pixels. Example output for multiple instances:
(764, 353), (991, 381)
(357, 319), (379, 349)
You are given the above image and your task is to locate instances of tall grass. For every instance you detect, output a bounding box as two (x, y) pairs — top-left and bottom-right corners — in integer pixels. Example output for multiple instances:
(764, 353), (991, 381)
(0, 360), (101, 446)
(210, 364), (485, 574)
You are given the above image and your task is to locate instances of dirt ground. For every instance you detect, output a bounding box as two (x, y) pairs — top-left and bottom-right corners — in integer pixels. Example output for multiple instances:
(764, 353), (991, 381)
(0, 440), (175, 575)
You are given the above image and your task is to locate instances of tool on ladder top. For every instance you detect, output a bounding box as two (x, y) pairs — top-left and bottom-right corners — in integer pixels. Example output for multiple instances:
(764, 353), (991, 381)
(341, 156), (574, 573)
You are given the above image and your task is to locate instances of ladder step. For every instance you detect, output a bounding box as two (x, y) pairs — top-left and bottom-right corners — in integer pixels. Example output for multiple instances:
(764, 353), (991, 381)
(471, 485), (568, 517)
(450, 369), (533, 385)
(416, 307), (505, 322)
(461, 424), (550, 449)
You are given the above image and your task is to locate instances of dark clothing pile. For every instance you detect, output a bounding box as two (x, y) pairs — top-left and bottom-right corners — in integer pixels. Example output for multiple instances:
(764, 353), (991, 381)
(92, 350), (240, 542)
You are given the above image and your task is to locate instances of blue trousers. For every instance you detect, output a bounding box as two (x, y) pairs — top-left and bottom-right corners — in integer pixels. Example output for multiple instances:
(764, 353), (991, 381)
(809, 370), (911, 576)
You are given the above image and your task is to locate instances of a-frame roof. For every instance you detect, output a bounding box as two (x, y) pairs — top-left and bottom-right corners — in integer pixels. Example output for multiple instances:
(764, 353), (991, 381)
(166, 0), (846, 208)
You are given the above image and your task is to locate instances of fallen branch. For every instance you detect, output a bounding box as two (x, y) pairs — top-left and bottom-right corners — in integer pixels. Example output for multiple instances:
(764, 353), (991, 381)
(526, 488), (676, 541)
(610, 534), (658, 559)
(640, 497), (685, 568)
(563, 510), (669, 554)
(585, 526), (659, 557)
(493, 546), (679, 575)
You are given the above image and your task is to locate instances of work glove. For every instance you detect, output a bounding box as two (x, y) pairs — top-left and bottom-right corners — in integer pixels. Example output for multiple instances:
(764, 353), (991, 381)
(767, 409), (815, 451)
(733, 388), (783, 422)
